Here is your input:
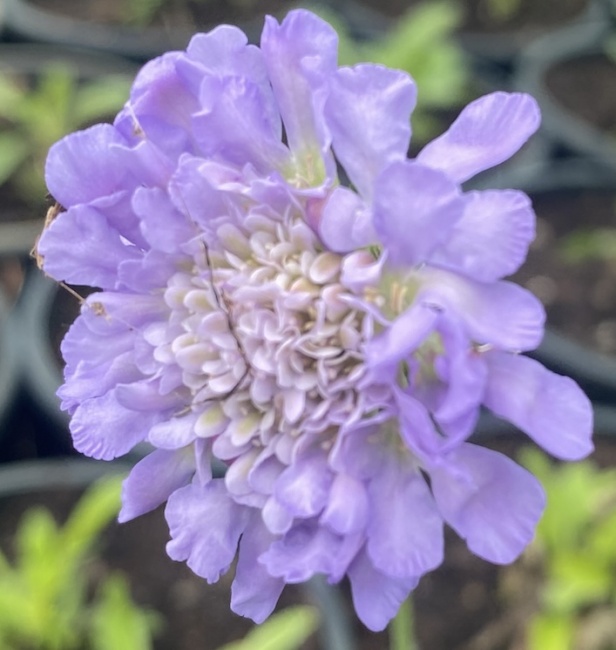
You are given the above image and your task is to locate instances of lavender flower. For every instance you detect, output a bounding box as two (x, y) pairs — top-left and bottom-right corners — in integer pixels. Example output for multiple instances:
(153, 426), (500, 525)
(37, 9), (593, 631)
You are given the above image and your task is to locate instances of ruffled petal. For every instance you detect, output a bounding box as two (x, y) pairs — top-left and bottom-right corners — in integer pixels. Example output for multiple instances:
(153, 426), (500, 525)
(261, 10), (337, 183)
(133, 186), (196, 252)
(417, 267), (545, 351)
(319, 187), (375, 253)
(373, 161), (464, 267)
(320, 472), (369, 535)
(259, 520), (362, 583)
(70, 389), (159, 460)
(430, 189), (536, 282)
(417, 92), (540, 183)
(366, 456), (443, 579)
(192, 75), (290, 173)
(119, 448), (196, 522)
(231, 514), (285, 623)
(326, 63), (415, 199)
(363, 300), (440, 374)
(165, 480), (250, 582)
(348, 549), (418, 632)
(45, 124), (131, 207)
(273, 451), (334, 519)
(430, 443), (546, 564)
(484, 352), (594, 460)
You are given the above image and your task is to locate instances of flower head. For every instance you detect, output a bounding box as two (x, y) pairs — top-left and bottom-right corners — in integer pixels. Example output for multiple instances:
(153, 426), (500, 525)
(37, 9), (593, 631)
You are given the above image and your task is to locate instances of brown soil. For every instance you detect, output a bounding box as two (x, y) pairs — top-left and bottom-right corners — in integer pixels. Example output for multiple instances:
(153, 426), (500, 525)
(545, 54), (616, 134)
(354, 0), (588, 31)
(29, 0), (300, 29)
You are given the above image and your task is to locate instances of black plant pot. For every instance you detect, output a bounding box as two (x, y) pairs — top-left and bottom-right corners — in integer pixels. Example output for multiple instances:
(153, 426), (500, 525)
(0, 285), (20, 444)
(19, 270), (72, 451)
(1, 0), (327, 62)
(515, 14), (616, 172)
(457, 0), (606, 68)
(3, 0), (195, 62)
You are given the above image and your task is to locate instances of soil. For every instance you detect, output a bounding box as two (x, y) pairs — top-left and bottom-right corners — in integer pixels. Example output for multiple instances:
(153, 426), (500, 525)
(29, 0), (300, 29)
(513, 186), (616, 356)
(545, 54), (616, 135)
(353, 0), (589, 32)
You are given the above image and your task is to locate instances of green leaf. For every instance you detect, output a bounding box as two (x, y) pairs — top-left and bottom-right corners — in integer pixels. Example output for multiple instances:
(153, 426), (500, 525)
(544, 552), (612, 613)
(218, 606), (320, 650)
(90, 574), (160, 650)
(72, 75), (132, 127)
(0, 72), (26, 120)
(519, 449), (610, 553)
(0, 132), (30, 185)
(527, 613), (575, 650)
(60, 474), (124, 565)
(561, 228), (616, 263)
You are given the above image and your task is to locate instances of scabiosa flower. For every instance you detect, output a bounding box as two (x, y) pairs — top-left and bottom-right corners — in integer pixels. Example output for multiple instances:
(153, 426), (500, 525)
(36, 9), (592, 632)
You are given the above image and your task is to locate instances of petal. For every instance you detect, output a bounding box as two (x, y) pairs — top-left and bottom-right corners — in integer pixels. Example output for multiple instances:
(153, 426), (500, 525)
(417, 267), (545, 351)
(45, 124), (130, 207)
(259, 520), (362, 583)
(373, 161), (464, 267)
(260, 10), (337, 182)
(319, 187), (375, 253)
(38, 204), (141, 289)
(430, 443), (546, 564)
(273, 451), (334, 519)
(133, 186), (196, 252)
(119, 448), (195, 522)
(484, 352), (594, 460)
(429, 189), (536, 282)
(59, 316), (140, 410)
(165, 480), (250, 583)
(320, 472), (369, 535)
(231, 515), (285, 623)
(192, 75), (290, 173)
(367, 457), (443, 579)
(326, 64), (415, 199)
(363, 300), (440, 374)
(417, 92), (540, 183)
(147, 412), (199, 449)
(70, 389), (159, 460)
(114, 51), (196, 157)
(348, 549), (418, 632)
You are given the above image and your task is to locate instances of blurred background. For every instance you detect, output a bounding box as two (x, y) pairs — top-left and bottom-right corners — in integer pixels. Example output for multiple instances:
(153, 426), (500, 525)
(0, 1), (614, 648)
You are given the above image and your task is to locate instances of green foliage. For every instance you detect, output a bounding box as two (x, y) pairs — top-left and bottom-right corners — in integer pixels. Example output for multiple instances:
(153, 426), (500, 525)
(480, 0), (523, 23)
(561, 227), (616, 263)
(126, 0), (167, 25)
(0, 64), (131, 204)
(515, 449), (616, 650)
(312, 1), (469, 144)
(0, 475), (158, 650)
(218, 605), (319, 650)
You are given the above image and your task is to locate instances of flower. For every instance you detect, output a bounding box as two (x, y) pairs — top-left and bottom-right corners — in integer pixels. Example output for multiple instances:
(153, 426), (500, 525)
(36, 9), (593, 632)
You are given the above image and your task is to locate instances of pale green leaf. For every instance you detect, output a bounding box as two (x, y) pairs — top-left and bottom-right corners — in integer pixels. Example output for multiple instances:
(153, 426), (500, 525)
(527, 613), (575, 650)
(90, 574), (160, 650)
(218, 606), (319, 650)
(60, 474), (124, 564)
(73, 75), (132, 127)
(544, 553), (611, 613)
(0, 132), (29, 185)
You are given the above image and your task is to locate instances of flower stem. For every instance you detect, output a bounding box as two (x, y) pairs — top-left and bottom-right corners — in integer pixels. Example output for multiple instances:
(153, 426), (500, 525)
(389, 596), (419, 650)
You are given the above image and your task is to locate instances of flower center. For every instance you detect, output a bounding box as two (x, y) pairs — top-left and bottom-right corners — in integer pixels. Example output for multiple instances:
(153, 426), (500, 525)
(159, 202), (372, 455)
